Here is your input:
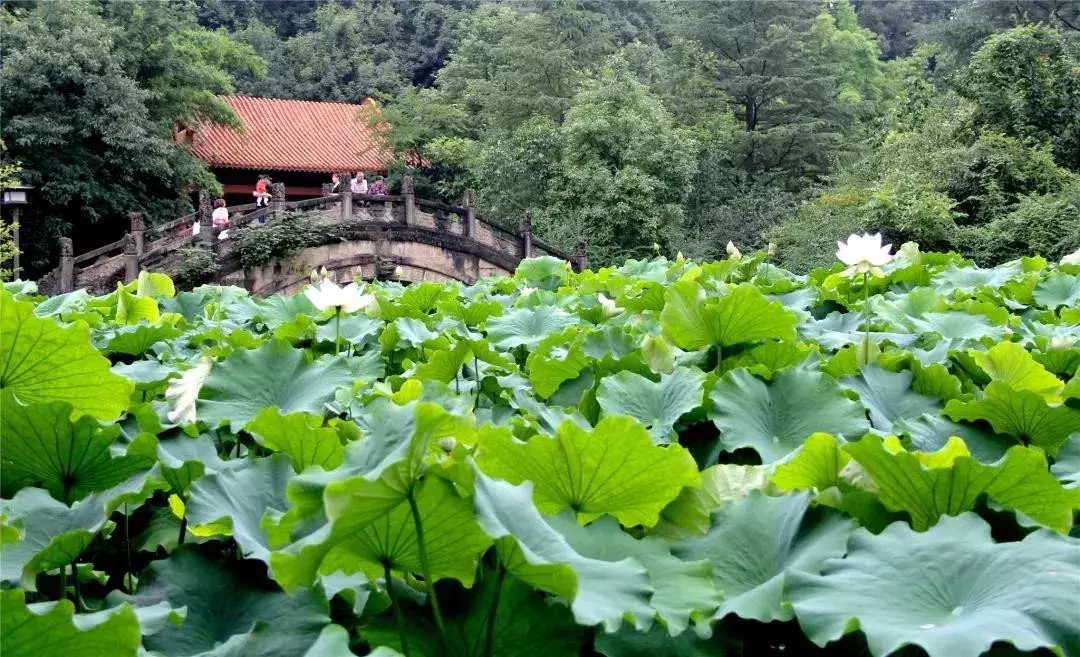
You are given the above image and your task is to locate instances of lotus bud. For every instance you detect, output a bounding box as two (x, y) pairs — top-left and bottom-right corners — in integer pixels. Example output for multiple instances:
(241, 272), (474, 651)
(767, 242), (776, 258)
(438, 437), (456, 453)
(726, 241), (742, 261)
(676, 251), (685, 262)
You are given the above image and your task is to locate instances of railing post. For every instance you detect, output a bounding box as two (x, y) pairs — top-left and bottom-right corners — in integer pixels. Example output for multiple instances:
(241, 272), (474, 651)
(339, 173), (353, 221)
(59, 237), (74, 293)
(270, 182), (286, 220)
(520, 215), (534, 259)
(198, 190), (213, 248)
(123, 233), (138, 283)
(129, 212), (144, 256)
(463, 189), (477, 237)
(402, 176), (415, 226)
(321, 183), (332, 210)
(572, 242), (588, 273)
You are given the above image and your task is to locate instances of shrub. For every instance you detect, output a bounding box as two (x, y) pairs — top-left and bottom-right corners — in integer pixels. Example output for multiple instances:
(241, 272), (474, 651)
(235, 212), (324, 267)
(175, 246), (218, 289)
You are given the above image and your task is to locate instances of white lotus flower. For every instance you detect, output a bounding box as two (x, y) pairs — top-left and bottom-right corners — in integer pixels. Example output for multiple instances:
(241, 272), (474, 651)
(166, 357), (213, 425)
(519, 286), (536, 297)
(836, 233), (893, 277)
(726, 241), (742, 260)
(597, 293), (622, 317)
(1050, 335), (1077, 349)
(304, 278), (374, 314)
(1061, 248), (1080, 265)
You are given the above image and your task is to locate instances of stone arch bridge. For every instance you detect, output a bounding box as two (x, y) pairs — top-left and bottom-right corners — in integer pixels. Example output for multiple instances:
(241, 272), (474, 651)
(39, 179), (585, 296)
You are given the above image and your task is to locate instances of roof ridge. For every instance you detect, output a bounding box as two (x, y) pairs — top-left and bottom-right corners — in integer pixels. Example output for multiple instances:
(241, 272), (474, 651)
(220, 95), (375, 110)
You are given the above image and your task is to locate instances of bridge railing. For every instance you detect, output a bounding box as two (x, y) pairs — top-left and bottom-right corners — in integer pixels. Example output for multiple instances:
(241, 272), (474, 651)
(48, 176), (585, 293)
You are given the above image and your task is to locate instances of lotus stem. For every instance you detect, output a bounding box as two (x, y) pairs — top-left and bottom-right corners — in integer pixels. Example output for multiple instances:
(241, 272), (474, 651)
(124, 502), (133, 592)
(384, 561), (411, 657)
(863, 272), (871, 365)
(483, 565), (506, 657)
(334, 308), (341, 356)
(406, 489), (447, 653)
(71, 561), (82, 611)
(178, 513), (188, 546)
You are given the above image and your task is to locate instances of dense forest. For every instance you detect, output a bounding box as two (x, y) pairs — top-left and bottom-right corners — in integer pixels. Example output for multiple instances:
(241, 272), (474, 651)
(2, 0), (1079, 274)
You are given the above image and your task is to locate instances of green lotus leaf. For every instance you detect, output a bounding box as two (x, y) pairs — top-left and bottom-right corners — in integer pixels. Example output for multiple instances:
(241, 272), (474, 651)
(475, 416), (700, 527)
(893, 414), (1014, 464)
(971, 341), (1064, 402)
(944, 382), (1080, 456)
(1, 589), (142, 657)
(799, 311), (917, 351)
(515, 255), (572, 289)
(548, 513), (721, 635)
(364, 566), (584, 657)
(311, 475), (491, 587)
(840, 366), (941, 433)
(153, 435), (228, 493)
(486, 306), (578, 351)
(0, 393), (152, 502)
(595, 367), (705, 444)
(315, 313), (383, 347)
(136, 271), (176, 299)
(197, 340), (354, 431)
(412, 340), (470, 383)
(709, 368), (870, 464)
(673, 491), (854, 623)
(185, 455), (294, 565)
(932, 261), (1022, 293)
(771, 433), (851, 492)
(115, 284), (160, 325)
(527, 329), (589, 399)
(787, 514), (1080, 657)
(112, 360), (173, 390)
(246, 293), (316, 328)
(654, 464), (771, 539)
(32, 289), (91, 319)
(846, 435), (1080, 533)
(248, 408), (345, 473)
(105, 322), (183, 356)
(594, 623), (723, 657)
(1034, 273), (1080, 309)
(1051, 434), (1080, 489)
(472, 469), (654, 631)
(660, 282), (798, 350)
(909, 311), (1005, 345)
(135, 549), (332, 657)
(0, 487), (107, 589)
(0, 289), (133, 419)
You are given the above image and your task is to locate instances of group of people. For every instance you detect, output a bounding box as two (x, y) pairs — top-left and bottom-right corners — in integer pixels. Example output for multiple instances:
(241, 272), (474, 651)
(331, 172), (389, 197)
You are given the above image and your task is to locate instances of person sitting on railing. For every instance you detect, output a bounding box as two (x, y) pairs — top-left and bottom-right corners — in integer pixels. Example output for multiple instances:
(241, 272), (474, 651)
(330, 173), (341, 193)
(212, 198), (231, 240)
(370, 176), (388, 196)
(352, 172), (370, 208)
(254, 175), (272, 207)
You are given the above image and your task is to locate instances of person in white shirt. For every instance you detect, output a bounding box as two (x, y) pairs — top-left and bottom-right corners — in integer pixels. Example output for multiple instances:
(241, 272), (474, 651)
(351, 172), (368, 195)
(212, 199), (230, 240)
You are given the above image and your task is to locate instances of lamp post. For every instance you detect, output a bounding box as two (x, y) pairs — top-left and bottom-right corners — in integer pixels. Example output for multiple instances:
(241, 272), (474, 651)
(1, 186), (31, 280)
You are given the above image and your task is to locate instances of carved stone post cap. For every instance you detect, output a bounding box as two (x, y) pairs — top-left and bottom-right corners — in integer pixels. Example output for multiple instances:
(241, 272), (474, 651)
(270, 182), (286, 200)
(462, 189), (474, 207)
(60, 237), (73, 256)
(129, 212), (143, 231)
(402, 176), (414, 195)
(123, 232), (138, 254)
(572, 241), (587, 255)
(520, 215), (533, 232)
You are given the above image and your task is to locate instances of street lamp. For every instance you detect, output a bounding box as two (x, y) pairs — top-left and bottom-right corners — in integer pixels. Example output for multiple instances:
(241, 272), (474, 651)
(1, 185), (31, 280)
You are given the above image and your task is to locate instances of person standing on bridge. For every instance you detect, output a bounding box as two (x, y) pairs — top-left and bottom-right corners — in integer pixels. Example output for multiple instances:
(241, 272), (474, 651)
(370, 176), (388, 196)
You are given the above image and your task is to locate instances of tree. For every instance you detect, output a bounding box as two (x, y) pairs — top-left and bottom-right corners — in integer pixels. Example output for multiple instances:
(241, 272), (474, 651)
(674, 0), (855, 186)
(961, 25), (1080, 169)
(0, 138), (21, 280)
(0, 1), (263, 273)
(851, 0), (962, 59)
(537, 59), (698, 265)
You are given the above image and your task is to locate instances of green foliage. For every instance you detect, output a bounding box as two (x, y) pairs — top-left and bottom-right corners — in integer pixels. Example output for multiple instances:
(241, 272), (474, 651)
(234, 213), (327, 267)
(175, 247), (219, 290)
(4, 249), (1079, 655)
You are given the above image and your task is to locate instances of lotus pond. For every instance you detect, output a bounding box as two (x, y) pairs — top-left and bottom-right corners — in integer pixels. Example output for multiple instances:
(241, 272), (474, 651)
(1, 250), (1078, 657)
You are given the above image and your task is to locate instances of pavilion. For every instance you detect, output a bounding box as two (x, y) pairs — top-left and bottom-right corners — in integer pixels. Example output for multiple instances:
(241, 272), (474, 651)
(177, 96), (396, 204)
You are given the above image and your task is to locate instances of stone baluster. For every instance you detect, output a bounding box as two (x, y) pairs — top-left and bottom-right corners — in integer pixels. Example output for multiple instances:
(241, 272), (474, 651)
(130, 212), (144, 256)
(402, 176), (415, 226)
(270, 182), (286, 220)
(339, 173), (353, 221)
(197, 190), (213, 248)
(123, 233), (138, 283)
(463, 189), (477, 238)
(520, 215), (534, 259)
(572, 242), (588, 273)
(321, 183), (332, 210)
(59, 237), (74, 293)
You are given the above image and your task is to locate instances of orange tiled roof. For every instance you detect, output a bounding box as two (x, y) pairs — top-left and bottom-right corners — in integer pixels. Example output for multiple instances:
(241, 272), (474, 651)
(189, 96), (395, 173)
